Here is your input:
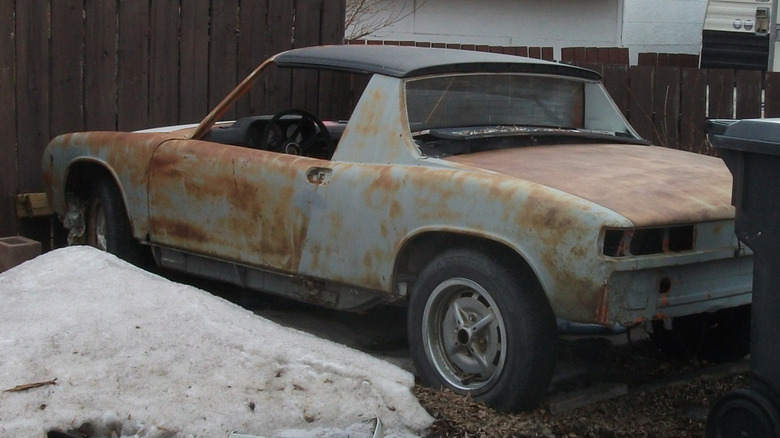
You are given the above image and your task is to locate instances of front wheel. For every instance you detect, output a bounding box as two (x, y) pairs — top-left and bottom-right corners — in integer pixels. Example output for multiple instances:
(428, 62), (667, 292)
(408, 248), (557, 411)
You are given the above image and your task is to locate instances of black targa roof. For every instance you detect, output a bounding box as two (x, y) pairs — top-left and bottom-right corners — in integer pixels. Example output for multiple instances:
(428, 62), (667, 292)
(274, 45), (602, 80)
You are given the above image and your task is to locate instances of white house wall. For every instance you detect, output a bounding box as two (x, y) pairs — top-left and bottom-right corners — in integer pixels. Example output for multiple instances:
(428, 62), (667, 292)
(353, 0), (621, 52)
(352, 0), (709, 64)
(621, 0), (709, 58)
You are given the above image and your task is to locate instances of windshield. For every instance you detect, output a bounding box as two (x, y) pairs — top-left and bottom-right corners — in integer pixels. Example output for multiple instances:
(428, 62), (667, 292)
(405, 73), (642, 156)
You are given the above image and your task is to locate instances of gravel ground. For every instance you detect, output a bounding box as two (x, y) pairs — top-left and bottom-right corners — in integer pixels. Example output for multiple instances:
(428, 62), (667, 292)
(414, 374), (749, 437)
(412, 335), (751, 438)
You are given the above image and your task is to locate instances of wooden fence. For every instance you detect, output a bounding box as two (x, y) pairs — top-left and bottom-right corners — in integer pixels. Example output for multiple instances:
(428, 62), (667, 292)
(0, 0), (346, 239)
(4, 22), (780, 238)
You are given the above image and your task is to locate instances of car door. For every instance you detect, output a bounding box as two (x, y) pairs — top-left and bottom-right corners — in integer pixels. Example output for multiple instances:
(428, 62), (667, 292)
(147, 138), (322, 274)
(294, 162), (415, 294)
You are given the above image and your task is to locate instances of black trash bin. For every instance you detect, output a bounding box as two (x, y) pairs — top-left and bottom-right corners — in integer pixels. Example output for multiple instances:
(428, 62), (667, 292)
(707, 118), (780, 438)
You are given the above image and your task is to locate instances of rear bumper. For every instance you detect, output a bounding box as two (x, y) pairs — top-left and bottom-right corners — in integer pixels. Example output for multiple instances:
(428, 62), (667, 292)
(605, 253), (753, 326)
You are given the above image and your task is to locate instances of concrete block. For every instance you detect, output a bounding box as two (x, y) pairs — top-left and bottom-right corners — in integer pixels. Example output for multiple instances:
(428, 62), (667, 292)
(0, 236), (42, 273)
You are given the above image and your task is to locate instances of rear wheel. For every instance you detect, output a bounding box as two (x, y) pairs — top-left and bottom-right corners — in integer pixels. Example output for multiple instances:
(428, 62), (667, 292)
(650, 305), (751, 363)
(408, 248), (557, 411)
(86, 178), (140, 265)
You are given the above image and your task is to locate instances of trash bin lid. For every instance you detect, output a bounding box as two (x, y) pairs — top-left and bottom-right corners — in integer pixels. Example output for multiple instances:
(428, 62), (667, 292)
(709, 118), (780, 155)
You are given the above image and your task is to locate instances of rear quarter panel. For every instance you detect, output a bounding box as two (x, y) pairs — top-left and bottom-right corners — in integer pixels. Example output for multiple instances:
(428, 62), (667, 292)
(296, 160), (631, 321)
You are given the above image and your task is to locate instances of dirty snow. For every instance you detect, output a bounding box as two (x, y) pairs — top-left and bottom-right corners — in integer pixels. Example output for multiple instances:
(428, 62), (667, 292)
(0, 247), (433, 437)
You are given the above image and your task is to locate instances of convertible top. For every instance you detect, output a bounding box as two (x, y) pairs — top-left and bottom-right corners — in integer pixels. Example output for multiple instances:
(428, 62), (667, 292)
(274, 45), (602, 80)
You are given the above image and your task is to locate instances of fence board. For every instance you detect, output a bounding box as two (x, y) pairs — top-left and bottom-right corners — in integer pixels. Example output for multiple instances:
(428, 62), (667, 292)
(319, 0), (350, 120)
(84, 0), (118, 130)
(0, 0), (17, 235)
(209, 0), (240, 121)
(601, 64), (629, 116)
(150, 0), (180, 126)
(117, 0), (150, 131)
(322, 0), (345, 46)
(628, 66), (655, 142)
(265, 2), (295, 111)
(735, 70), (763, 119)
(51, 0), (84, 137)
(15, 1), (50, 192)
(680, 68), (708, 154)
(292, 0), (325, 112)
(179, 0), (210, 124)
(708, 69), (735, 119)
(237, 0), (269, 118)
(653, 67), (680, 148)
(766, 72), (780, 117)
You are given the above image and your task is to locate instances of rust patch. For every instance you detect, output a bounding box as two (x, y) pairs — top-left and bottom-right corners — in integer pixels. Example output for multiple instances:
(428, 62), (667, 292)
(595, 284), (610, 325)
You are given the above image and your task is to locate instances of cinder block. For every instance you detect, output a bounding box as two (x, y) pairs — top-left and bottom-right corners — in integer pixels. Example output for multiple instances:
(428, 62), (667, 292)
(0, 236), (42, 273)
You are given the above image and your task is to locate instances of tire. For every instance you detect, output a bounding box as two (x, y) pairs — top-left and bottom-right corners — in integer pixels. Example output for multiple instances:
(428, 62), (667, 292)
(408, 248), (557, 411)
(86, 178), (140, 265)
(706, 389), (780, 438)
(649, 304), (751, 363)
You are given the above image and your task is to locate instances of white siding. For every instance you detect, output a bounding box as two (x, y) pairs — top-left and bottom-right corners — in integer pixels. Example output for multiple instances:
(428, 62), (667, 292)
(350, 0), (709, 64)
(621, 0), (708, 59)
(350, 0), (621, 57)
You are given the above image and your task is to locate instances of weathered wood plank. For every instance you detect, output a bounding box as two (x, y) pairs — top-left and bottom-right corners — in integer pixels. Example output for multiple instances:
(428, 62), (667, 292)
(628, 66), (655, 142)
(680, 68), (708, 154)
(735, 69), (763, 119)
(84, 0), (118, 130)
(179, 0), (210, 123)
(0, 0), (18, 235)
(236, 0), (269, 117)
(15, 0), (50, 192)
(318, 0), (349, 119)
(549, 383), (628, 415)
(265, 1), (294, 112)
(117, 0), (150, 131)
(149, 0), (180, 126)
(209, 0), (240, 121)
(765, 72), (780, 118)
(292, 0), (324, 112)
(653, 66), (680, 148)
(708, 69), (735, 119)
(602, 64), (629, 117)
(51, 0), (84, 137)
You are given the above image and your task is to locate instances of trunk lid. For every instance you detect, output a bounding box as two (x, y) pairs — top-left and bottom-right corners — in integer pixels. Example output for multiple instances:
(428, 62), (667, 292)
(444, 144), (735, 227)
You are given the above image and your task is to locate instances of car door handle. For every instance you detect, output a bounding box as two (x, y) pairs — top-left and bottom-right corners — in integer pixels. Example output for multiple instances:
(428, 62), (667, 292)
(306, 167), (333, 185)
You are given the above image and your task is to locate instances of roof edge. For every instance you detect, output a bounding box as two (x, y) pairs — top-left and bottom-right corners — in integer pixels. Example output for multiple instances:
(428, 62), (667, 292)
(275, 45), (601, 80)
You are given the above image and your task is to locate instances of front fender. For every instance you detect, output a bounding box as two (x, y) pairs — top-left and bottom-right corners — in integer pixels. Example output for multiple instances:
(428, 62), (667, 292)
(42, 131), (176, 241)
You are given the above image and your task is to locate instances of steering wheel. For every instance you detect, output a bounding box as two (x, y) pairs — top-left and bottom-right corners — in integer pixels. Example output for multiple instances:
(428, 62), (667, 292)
(260, 109), (334, 157)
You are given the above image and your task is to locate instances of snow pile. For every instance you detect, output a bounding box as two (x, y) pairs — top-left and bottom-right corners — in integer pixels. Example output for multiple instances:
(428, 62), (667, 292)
(0, 247), (433, 437)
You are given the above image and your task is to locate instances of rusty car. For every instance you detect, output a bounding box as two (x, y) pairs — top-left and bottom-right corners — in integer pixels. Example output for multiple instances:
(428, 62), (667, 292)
(42, 45), (753, 411)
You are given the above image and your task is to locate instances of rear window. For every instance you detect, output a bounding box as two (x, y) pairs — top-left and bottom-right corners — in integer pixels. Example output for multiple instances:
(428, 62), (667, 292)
(405, 74), (584, 132)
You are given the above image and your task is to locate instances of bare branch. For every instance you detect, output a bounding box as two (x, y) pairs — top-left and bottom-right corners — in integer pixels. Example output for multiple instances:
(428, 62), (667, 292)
(345, 0), (429, 40)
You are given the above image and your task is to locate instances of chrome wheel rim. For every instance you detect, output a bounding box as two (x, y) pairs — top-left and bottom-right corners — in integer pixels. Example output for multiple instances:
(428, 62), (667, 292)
(422, 278), (507, 392)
